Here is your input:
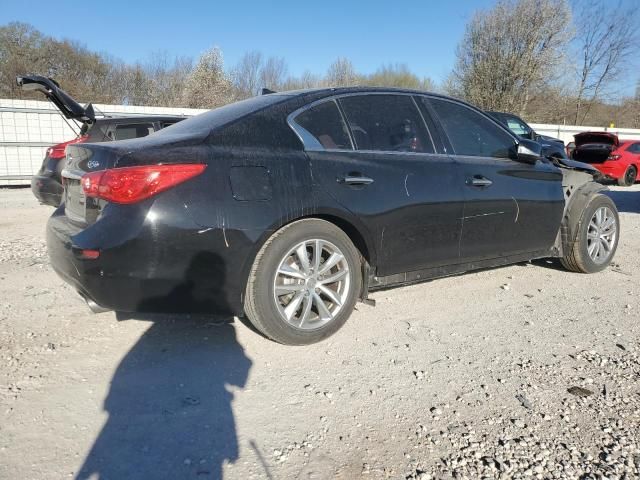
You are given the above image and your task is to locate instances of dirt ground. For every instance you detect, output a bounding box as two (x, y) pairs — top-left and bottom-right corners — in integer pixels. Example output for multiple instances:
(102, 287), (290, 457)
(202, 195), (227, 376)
(0, 185), (639, 480)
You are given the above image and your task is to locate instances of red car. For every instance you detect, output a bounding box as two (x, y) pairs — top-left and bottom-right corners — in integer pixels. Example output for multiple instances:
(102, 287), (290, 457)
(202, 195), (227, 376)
(571, 132), (640, 186)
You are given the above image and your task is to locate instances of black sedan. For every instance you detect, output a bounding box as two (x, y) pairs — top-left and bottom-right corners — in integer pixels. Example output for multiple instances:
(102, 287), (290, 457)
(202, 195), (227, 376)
(48, 87), (619, 345)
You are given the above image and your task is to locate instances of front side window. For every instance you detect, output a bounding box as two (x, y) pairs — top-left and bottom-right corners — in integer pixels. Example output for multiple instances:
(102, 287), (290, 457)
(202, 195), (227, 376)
(114, 123), (154, 140)
(339, 95), (434, 153)
(293, 101), (352, 150)
(505, 118), (531, 137)
(428, 99), (516, 158)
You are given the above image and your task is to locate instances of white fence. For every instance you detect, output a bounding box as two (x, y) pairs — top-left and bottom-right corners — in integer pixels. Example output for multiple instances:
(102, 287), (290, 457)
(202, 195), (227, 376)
(0, 99), (206, 185)
(1, 98), (640, 186)
(529, 123), (640, 145)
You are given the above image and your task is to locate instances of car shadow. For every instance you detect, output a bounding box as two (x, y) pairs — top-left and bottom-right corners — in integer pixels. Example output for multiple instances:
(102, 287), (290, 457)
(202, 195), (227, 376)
(76, 253), (253, 480)
(605, 189), (640, 214)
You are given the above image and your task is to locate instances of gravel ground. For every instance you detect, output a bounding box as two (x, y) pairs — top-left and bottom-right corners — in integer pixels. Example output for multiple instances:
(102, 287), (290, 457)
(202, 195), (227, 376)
(0, 185), (639, 480)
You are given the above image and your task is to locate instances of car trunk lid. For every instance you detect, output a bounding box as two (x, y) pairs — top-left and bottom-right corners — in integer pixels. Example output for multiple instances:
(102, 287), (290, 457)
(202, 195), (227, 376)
(62, 133), (208, 225)
(16, 75), (95, 124)
(572, 132), (619, 164)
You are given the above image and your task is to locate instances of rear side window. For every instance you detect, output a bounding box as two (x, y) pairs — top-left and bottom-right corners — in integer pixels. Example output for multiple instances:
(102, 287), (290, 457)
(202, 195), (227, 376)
(294, 101), (352, 150)
(114, 123), (154, 140)
(339, 95), (434, 153)
(428, 99), (516, 158)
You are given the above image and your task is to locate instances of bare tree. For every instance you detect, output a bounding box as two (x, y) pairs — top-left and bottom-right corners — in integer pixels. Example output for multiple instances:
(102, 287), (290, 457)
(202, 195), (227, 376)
(572, 0), (639, 124)
(326, 57), (358, 87)
(281, 70), (323, 90)
(259, 56), (288, 91)
(452, 0), (571, 114)
(364, 63), (433, 90)
(231, 50), (263, 98)
(143, 51), (193, 107)
(182, 46), (232, 108)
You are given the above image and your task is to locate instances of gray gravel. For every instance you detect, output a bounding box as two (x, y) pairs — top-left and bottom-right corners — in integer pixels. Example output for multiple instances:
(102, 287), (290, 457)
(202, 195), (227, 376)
(1, 185), (639, 480)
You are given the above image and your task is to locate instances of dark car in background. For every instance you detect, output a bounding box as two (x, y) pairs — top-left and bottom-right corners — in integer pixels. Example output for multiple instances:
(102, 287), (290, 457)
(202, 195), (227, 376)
(48, 87), (618, 345)
(17, 75), (186, 206)
(487, 111), (566, 160)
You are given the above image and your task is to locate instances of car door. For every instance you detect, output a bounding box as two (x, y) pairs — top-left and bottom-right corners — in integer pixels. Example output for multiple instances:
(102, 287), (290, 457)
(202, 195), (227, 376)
(290, 93), (464, 277)
(423, 97), (564, 261)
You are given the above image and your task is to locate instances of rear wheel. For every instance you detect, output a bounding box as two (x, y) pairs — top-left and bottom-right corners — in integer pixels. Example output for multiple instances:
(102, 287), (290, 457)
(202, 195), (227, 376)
(245, 219), (362, 345)
(617, 166), (637, 186)
(561, 194), (619, 273)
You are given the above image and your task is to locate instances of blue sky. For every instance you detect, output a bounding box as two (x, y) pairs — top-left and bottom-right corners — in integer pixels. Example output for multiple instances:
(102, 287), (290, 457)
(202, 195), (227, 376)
(1, 0), (637, 95)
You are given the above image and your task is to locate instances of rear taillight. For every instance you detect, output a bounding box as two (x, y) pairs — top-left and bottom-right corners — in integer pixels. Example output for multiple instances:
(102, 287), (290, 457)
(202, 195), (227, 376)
(81, 164), (206, 204)
(47, 135), (88, 160)
(607, 154), (621, 161)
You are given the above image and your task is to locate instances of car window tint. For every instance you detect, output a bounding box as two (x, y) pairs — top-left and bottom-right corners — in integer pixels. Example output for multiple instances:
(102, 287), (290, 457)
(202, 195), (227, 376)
(339, 95), (434, 153)
(294, 101), (352, 150)
(114, 123), (154, 140)
(429, 99), (515, 158)
(629, 143), (640, 153)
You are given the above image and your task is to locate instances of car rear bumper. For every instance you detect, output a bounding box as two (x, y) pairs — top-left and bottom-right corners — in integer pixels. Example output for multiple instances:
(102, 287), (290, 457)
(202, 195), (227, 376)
(46, 202), (253, 316)
(593, 161), (627, 180)
(31, 174), (63, 206)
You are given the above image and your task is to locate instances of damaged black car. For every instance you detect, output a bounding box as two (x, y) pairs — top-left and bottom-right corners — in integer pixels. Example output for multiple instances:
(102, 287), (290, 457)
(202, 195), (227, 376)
(47, 87), (619, 344)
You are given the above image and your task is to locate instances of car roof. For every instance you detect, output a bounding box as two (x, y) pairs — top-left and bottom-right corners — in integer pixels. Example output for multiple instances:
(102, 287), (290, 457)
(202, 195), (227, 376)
(268, 86), (450, 102)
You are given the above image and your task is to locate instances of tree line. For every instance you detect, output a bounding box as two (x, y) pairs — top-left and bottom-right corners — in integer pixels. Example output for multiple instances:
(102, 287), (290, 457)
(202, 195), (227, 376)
(1, 0), (638, 128)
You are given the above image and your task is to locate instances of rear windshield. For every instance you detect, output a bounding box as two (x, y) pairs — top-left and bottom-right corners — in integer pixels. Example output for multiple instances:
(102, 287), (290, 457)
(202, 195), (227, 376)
(155, 95), (290, 137)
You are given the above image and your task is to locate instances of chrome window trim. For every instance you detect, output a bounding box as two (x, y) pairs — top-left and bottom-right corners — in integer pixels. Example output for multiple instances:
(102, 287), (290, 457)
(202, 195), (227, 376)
(288, 92), (439, 154)
(315, 149), (452, 160)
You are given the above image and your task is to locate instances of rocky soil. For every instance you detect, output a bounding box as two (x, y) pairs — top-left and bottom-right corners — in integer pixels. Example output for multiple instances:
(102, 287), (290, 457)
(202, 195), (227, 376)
(0, 185), (639, 480)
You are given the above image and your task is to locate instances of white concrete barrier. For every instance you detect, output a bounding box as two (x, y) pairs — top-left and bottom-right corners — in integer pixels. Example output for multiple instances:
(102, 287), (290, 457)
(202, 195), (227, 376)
(530, 123), (640, 145)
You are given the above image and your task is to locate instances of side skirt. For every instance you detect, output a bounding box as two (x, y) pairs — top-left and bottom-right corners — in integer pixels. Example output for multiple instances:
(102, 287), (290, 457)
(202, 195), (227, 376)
(369, 249), (556, 290)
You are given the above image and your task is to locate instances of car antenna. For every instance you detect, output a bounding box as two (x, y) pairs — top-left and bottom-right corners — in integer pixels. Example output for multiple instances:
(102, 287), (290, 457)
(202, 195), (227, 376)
(261, 88), (276, 95)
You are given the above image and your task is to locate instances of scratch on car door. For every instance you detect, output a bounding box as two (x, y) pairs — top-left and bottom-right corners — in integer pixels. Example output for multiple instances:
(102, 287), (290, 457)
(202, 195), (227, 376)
(512, 196), (520, 223)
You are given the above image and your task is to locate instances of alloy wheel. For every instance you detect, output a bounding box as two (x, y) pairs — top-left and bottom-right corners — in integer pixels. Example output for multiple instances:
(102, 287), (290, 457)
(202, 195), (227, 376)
(586, 206), (617, 264)
(273, 239), (351, 330)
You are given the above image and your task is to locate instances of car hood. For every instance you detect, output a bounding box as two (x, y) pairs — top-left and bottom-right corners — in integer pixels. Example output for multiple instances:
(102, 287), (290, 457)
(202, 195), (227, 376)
(574, 131), (618, 147)
(554, 157), (601, 176)
(538, 134), (564, 146)
(16, 75), (95, 124)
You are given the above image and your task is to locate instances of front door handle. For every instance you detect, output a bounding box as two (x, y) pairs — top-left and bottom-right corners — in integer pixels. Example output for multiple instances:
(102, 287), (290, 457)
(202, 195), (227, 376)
(466, 175), (493, 187)
(339, 175), (374, 186)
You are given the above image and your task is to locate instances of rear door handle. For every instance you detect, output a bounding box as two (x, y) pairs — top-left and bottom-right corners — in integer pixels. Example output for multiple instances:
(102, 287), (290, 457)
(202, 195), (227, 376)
(339, 175), (374, 186)
(466, 175), (493, 187)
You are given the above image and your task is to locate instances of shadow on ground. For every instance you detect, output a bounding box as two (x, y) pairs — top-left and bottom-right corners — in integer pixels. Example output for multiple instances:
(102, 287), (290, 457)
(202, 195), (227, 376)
(76, 316), (251, 480)
(76, 251), (253, 479)
(606, 189), (640, 214)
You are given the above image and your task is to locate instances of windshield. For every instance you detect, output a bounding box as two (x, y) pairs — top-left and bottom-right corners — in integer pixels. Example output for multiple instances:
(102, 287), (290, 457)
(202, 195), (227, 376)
(156, 94), (291, 138)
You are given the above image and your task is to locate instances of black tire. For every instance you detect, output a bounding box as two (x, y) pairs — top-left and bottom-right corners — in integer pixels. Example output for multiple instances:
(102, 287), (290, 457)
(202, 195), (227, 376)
(560, 194), (619, 273)
(244, 219), (362, 345)
(617, 166), (637, 187)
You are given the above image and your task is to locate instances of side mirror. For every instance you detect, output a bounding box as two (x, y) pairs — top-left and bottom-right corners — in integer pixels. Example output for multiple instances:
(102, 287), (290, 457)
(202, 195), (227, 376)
(515, 139), (541, 164)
